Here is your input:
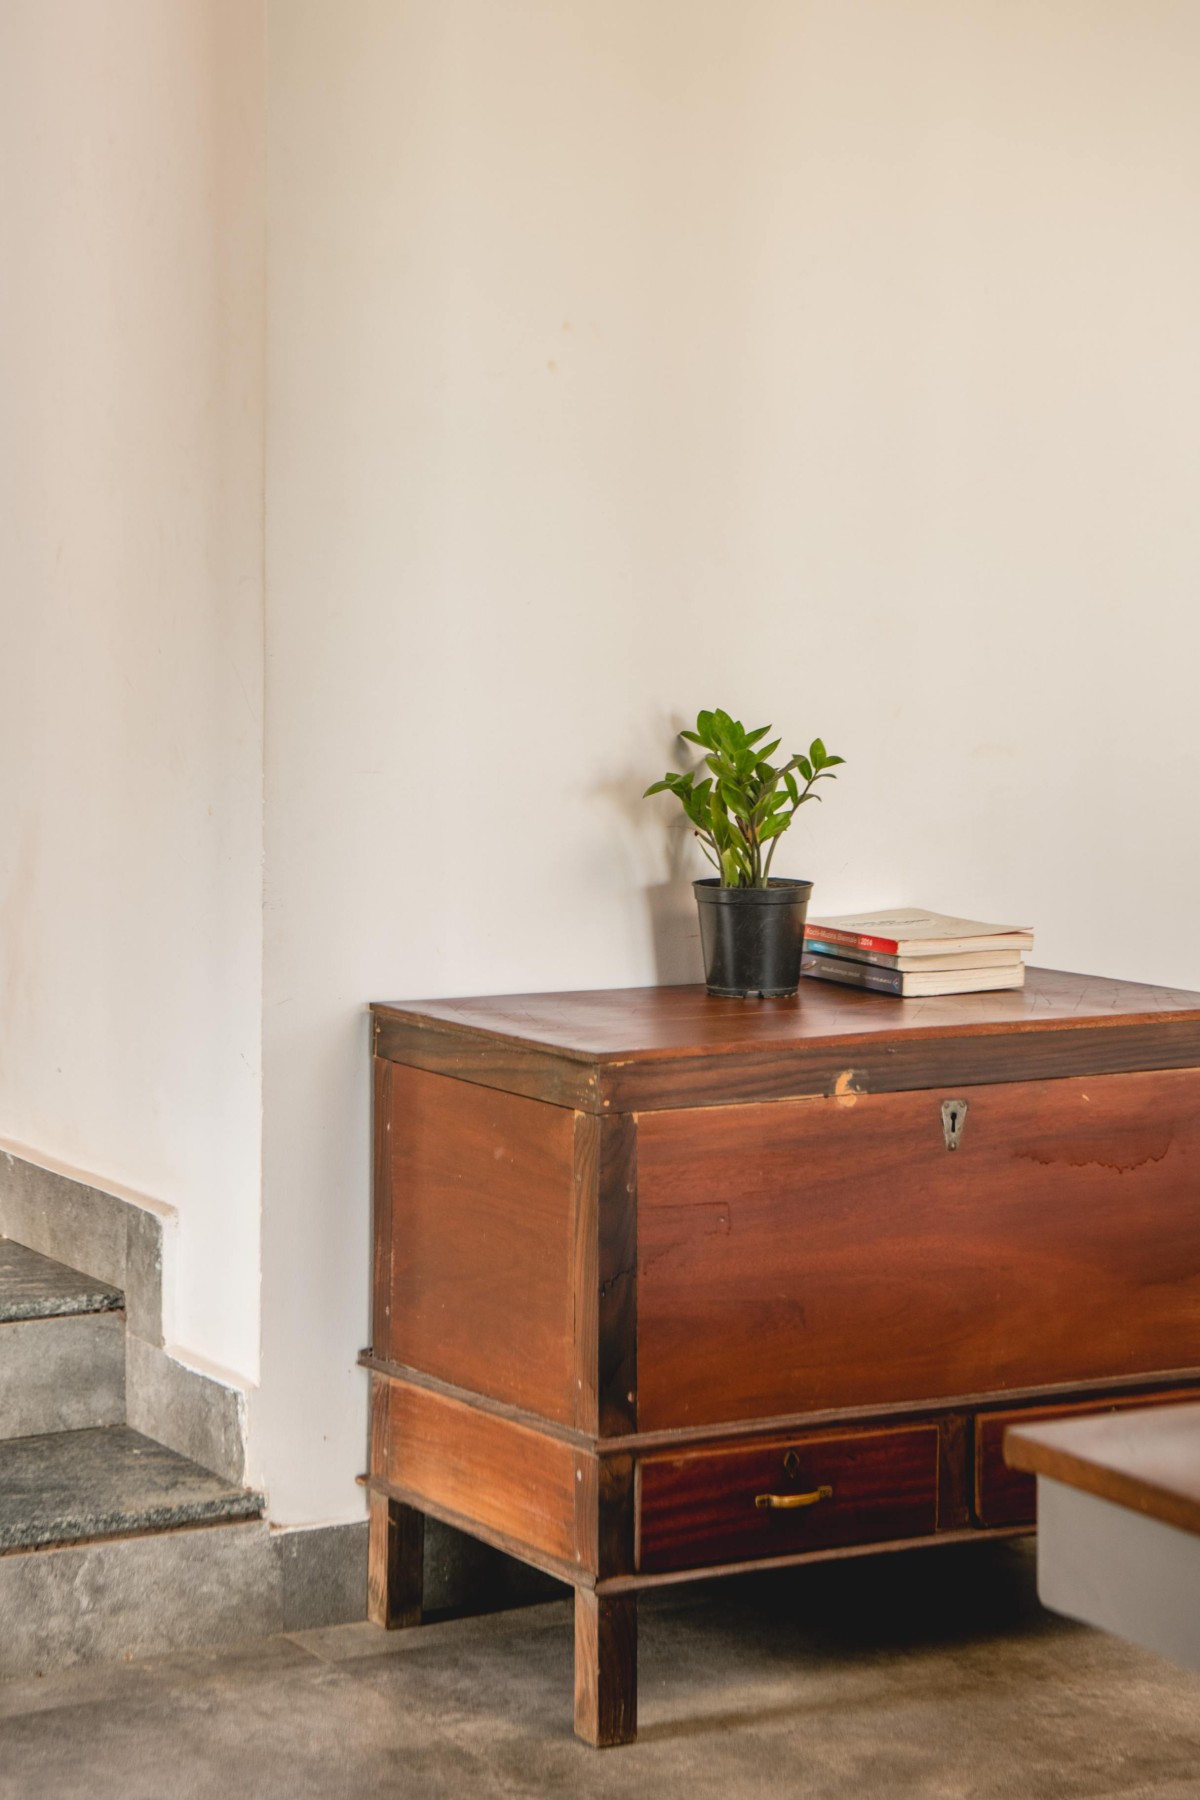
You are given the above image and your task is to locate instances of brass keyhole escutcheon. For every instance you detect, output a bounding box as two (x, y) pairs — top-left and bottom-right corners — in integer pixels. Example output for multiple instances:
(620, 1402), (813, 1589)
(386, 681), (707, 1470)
(941, 1097), (968, 1150)
(783, 1449), (800, 1476)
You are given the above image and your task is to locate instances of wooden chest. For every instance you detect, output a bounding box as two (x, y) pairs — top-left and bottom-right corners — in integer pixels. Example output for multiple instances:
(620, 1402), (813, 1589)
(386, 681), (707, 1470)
(363, 970), (1200, 1745)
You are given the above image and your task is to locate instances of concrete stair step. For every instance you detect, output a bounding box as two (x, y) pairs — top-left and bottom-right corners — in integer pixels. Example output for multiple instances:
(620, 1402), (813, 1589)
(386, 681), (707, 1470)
(0, 1516), (281, 1680)
(0, 1237), (126, 1439)
(0, 1426), (263, 1553)
(0, 1237), (123, 1321)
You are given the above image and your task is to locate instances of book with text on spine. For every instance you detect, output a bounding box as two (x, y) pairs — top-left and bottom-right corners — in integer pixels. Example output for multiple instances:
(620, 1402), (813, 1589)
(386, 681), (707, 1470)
(801, 953), (1027, 998)
(803, 908), (1034, 958)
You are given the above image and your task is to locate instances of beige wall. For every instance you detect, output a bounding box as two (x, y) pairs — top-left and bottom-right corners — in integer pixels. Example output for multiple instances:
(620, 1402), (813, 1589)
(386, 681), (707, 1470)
(262, 0), (1200, 1519)
(4, 1), (1198, 1523)
(0, 1), (266, 1380)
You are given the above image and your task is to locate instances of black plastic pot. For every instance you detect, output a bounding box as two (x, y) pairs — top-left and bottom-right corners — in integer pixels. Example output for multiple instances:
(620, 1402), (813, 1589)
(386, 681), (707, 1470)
(694, 877), (814, 998)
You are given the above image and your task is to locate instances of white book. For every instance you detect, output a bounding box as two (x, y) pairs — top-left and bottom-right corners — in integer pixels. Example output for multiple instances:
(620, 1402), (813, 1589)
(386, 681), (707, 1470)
(801, 954), (1027, 998)
(804, 907), (1034, 958)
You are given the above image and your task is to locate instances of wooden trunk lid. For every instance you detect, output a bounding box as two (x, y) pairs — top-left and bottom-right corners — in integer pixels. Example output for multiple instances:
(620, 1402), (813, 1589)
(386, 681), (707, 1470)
(637, 1070), (1200, 1431)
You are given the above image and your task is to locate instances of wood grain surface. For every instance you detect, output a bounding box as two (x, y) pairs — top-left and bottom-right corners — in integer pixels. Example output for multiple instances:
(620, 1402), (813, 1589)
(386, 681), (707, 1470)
(571, 1111), (640, 1438)
(574, 1589), (637, 1747)
(375, 970), (1200, 1056)
(977, 1386), (1200, 1527)
(383, 1064), (577, 1422)
(598, 1524), (1032, 1595)
(371, 1056), (396, 1364)
(637, 1424), (938, 1573)
(1004, 1400), (1200, 1537)
(366, 970), (1200, 1751)
(637, 1070), (1200, 1430)
(373, 971), (1200, 1112)
(367, 1491), (424, 1629)
(595, 1116), (637, 1437)
(384, 1378), (583, 1569)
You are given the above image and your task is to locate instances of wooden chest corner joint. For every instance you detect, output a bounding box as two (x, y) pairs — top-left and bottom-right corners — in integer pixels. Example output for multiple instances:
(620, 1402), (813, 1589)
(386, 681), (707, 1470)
(365, 973), (1200, 1746)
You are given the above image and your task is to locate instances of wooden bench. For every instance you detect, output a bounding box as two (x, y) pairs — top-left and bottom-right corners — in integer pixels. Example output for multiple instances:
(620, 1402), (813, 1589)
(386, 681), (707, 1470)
(1006, 1403), (1200, 1669)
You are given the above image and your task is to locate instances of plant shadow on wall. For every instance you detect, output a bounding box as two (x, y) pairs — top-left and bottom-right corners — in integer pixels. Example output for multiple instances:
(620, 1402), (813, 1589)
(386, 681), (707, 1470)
(596, 725), (709, 986)
(644, 709), (844, 998)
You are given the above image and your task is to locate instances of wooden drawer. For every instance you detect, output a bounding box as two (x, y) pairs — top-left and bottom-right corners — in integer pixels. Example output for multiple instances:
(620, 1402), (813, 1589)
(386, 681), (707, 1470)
(976, 1387), (1200, 1527)
(636, 1424), (939, 1574)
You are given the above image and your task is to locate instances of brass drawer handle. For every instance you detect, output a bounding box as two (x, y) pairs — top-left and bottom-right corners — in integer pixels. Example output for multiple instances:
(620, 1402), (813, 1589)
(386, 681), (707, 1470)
(754, 1484), (833, 1510)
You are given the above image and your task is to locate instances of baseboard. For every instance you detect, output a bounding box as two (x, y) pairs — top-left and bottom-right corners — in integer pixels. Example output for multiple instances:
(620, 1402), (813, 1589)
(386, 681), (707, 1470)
(0, 1514), (561, 1680)
(274, 1520), (369, 1632)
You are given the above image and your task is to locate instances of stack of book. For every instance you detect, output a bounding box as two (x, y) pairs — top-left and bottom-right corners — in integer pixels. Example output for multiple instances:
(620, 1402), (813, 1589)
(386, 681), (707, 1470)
(801, 908), (1034, 997)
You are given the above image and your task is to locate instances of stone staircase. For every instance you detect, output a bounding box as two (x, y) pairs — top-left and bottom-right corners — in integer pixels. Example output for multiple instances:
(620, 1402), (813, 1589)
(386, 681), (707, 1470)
(0, 1232), (270, 1675)
(0, 1239), (125, 1440)
(0, 1150), (528, 1675)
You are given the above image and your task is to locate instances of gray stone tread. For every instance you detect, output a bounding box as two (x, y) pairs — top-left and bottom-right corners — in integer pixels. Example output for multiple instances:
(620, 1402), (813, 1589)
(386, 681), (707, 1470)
(0, 1238), (123, 1322)
(0, 1427), (263, 1551)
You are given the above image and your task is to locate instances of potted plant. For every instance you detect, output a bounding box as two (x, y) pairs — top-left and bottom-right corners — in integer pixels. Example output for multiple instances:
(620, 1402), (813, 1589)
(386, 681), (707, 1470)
(644, 708), (844, 998)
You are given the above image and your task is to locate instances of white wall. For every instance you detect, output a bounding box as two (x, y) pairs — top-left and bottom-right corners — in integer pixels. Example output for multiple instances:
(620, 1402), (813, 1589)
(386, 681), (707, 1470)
(0, 1), (266, 1381)
(3, 0), (1197, 1523)
(262, 0), (1200, 1520)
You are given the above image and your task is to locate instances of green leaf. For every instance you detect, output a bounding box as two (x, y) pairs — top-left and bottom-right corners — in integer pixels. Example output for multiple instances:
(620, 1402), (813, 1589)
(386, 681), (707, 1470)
(647, 718), (842, 857)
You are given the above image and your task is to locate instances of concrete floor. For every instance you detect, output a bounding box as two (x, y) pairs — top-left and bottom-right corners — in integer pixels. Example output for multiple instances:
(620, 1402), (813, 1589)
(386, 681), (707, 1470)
(1, 1538), (1198, 1800)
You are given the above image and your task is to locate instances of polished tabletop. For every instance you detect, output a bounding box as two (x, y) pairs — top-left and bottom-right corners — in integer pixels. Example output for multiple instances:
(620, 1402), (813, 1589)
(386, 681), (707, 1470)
(373, 968), (1200, 1061)
(1007, 1403), (1200, 1540)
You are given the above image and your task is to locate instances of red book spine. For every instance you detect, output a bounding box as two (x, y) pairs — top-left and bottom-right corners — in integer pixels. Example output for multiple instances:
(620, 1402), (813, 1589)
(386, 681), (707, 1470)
(803, 925), (900, 954)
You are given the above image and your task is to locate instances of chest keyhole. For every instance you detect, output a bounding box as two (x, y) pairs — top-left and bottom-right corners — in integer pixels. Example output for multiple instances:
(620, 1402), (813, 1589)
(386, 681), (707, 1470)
(941, 1098), (968, 1150)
